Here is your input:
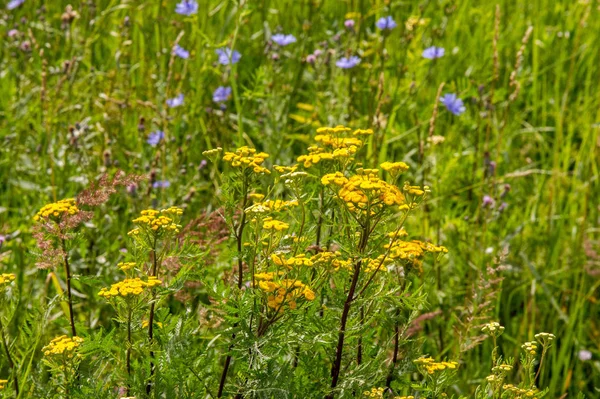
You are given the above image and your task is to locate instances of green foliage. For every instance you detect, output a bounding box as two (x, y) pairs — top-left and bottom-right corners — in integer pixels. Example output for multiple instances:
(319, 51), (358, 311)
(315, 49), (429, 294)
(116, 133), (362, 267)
(0, 0), (598, 398)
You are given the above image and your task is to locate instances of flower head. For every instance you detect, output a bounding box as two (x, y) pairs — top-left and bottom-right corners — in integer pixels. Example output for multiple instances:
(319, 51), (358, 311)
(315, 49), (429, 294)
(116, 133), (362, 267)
(147, 130), (164, 146)
(99, 277), (162, 299)
(153, 180), (171, 189)
(43, 335), (84, 357)
(173, 44), (190, 59)
(7, 0), (25, 10)
(213, 86), (232, 103)
(376, 16), (397, 30)
(34, 199), (79, 222)
(272, 33), (297, 46)
(166, 94), (184, 108)
(216, 48), (241, 65)
(0, 274), (16, 289)
(223, 147), (270, 174)
(336, 56), (361, 69)
(344, 19), (355, 28)
(422, 46), (445, 59)
(440, 93), (466, 116)
(175, 0), (198, 16)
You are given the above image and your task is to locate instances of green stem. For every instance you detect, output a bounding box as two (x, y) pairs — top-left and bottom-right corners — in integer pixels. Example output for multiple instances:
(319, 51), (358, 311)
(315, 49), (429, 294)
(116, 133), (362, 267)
(61, 238), (77, 338)
(0, 318), (19, 396)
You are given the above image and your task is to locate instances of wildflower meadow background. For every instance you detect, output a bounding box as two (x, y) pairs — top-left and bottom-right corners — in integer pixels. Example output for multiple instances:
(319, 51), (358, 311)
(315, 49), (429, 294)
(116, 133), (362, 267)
(0, 0), (599, 398)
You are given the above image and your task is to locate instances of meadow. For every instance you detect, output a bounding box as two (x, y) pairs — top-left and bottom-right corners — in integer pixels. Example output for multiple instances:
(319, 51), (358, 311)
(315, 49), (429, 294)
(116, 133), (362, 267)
(0, 0), (599, 398)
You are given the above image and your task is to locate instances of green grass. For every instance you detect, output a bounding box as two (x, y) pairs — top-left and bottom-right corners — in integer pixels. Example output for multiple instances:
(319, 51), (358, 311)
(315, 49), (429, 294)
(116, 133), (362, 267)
(0, 0), (599, 397)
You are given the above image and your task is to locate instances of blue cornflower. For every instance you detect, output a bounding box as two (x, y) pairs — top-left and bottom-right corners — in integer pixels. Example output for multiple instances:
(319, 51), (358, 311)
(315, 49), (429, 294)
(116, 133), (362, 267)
(147, 131), (164, 146)
(166, 94), (184, 108)
(153, 180), (171, 189)
(336, 56), (361, 69)
(272, 33), (297, 46)
(376, 16), (397, 30)
(213, 86), (232, 103)
(175, 0), (198, 16)
(440, 93), (466, 116)
(422, 46), (445, 59)
(173, 44), (190, 59)
(7, 0), (25, 10)
(216, 48), (241, 65)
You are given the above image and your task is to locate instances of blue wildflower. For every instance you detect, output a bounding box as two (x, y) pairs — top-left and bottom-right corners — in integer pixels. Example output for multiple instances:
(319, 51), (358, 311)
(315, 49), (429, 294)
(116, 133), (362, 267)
(175, 0), (198, 16)
(376, 16), (397, 30)
(153, 180), (171, 189)
(213, 86), (232, 103)
(216, 48), (241, 65)
(166, 94), (184, 108)
(7, 0), (25, 10)
(272, 33), (297, 46)
(336, 56), (361, 69)
(440, 93), (466, 116)
(422, 46), (445, 60)
(173, 44), (190, 59)
(147, 131), (164, 146)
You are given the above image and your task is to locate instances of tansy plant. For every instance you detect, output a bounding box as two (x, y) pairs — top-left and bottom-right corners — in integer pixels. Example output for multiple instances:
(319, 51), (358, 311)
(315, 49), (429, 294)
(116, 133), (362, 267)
(126, 206), (183, 395)
(206, 126), (448, 398)
(472, 322), (556, 399)
(0, 273), (18, 397)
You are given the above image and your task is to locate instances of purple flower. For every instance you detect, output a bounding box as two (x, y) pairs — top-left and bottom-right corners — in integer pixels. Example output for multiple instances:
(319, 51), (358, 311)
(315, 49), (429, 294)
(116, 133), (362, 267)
(498, 202), (508, 212)
(216, 48), (241, 65)
(482, 195), (495, 208)
(272, 33), (297, 46)
(173, 44), (190, 59)
(153, 180), (171, 189)
(578, 350), (592, 361)
(7, 0), (25, 10)
(166, 94), (184, 108)
(344, 19), (355, 28)
(147, 130), (164, 146)
(175, 0), (198, 16)
(313, 49), (323, 56)
(376, 16), (397, 30)
(336, 56), (361, 69)
(440, 93), (466, 115)
(213, 86), (232, 103)
(198, 159), (208, 169)
(8, 29), (19, 38)
(306, 54), (317, 63)
(422, 46), (445, 59)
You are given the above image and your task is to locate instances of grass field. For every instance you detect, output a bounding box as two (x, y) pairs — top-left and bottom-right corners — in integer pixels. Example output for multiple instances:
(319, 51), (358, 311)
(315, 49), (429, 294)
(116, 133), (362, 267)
(0, 0), (599, 398)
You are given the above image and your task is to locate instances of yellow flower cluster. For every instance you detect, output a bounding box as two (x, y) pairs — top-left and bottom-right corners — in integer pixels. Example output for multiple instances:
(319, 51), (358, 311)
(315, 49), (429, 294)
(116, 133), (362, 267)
(384, 239), (447, 272)
(42, 335), (84, 357)
(534, 332), (556, 344)
(118, 262), (136, 271)
(322, 169), (405, 214)
(414, 356), (458, 374)
(362, 388), (414, 399)
(0, 273), (16, 287)
(98, 277), (162, 299)
(296, 126), (372, 167)
(223, 146), (270, 174)
(255, 275), (315, 310)
(130, 208), (181, 234)
(271, 253), (314, 268)
(363, 388), (384, 398)
(262, 217), (289, 231)
(502, 385), (538, 397)
(0, 379), (8, 389)
(380, 161), (409, 174)
(482, 322), (505, 336)
(521, 341), (538, 355)
(247, 199), (299, 215)
(33, 198), (79, 221)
